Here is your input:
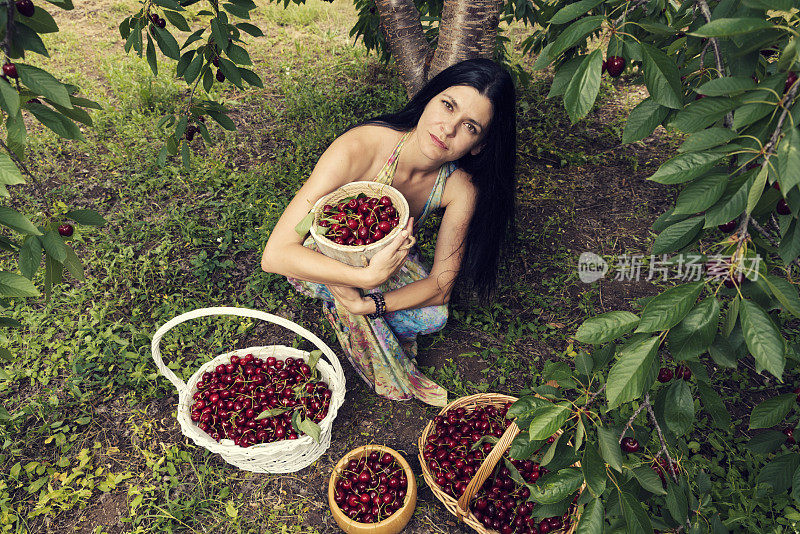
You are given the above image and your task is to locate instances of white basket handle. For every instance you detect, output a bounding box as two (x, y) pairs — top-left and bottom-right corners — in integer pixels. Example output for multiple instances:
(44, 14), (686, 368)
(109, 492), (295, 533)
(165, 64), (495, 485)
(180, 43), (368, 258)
(150, 306), (344, 394)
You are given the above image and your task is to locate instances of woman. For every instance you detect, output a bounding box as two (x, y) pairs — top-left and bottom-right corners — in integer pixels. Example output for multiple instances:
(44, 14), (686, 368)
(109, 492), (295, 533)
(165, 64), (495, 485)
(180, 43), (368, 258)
(261, 58), (516, 407)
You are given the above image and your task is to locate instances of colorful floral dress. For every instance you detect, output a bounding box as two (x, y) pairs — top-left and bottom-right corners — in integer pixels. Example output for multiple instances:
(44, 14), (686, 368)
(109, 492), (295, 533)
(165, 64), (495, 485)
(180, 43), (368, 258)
(287, 131), (456, 406)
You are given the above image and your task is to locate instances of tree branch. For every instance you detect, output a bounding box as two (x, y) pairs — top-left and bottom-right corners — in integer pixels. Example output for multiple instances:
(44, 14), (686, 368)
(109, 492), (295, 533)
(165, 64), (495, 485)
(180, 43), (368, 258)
(694, 0), (732, 127)
(618, 400), (647, 443)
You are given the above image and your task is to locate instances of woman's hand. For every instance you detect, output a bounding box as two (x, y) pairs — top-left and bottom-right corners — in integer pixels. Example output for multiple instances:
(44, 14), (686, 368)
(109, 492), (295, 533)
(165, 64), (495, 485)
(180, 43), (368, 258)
(362, 217), (415, 289)
(327, 284), (372, 315)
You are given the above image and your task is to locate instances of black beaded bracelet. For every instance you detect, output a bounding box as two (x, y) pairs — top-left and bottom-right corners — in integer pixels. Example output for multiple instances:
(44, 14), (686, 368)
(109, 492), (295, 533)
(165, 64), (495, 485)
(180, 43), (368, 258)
(365, 292), (386, 319)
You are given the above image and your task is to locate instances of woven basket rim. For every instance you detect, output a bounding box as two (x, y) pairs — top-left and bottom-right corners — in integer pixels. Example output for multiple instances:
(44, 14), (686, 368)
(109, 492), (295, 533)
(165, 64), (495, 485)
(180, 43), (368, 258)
(417, 393), (582, 534)
(178, 345), (345, 453)
(309, 181), (410, 253)
(328, 444), (416, 529)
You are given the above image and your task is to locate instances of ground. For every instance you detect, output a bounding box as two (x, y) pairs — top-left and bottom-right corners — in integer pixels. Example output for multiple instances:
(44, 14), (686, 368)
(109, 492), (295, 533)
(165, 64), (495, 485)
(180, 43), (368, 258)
(3, 0), (768, 532)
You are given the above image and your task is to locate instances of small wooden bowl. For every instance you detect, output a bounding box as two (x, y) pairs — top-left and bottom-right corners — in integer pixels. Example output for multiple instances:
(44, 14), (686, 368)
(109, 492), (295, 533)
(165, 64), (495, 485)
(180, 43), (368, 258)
(328, 445), (417, 534)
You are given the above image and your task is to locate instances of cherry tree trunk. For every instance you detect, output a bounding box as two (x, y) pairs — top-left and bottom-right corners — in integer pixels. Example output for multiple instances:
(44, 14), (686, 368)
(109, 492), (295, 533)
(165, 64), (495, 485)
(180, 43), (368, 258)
(373, 0), (504, 98)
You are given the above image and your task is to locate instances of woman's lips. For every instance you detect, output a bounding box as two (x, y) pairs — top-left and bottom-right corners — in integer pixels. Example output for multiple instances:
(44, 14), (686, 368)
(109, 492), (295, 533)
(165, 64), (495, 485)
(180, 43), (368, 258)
(430, 133), (447, 149)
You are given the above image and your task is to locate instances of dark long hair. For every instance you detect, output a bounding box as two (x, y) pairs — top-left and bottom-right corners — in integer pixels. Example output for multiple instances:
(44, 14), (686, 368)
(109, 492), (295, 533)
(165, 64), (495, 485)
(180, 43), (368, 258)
(357, 58), (517, 298)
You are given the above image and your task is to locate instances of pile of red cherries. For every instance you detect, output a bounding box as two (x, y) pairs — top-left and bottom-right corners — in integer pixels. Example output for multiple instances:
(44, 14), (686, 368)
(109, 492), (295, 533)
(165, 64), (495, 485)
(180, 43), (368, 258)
(318, 194), (400, 246)
(421, 403), (575, 533)
(332, 450), (409, 523)
(190, 353), (331, 447)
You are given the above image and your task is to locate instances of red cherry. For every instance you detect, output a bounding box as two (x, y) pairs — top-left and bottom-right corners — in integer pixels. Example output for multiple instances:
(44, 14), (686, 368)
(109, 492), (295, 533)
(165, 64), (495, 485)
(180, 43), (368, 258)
(777, 198), (792, 216)
(657, 367), (673, 383)
(3, 63), (18, 79)
(786, 71), (797, 93)
(58, 223), (74, 237)
(621, 437), (640, 453)
(784, 428), (796, 444)
(717, 220), (737, 233)
(605, 56), (626, 77)
(216, 70), (225, 83)
(15, 0), (34, 17)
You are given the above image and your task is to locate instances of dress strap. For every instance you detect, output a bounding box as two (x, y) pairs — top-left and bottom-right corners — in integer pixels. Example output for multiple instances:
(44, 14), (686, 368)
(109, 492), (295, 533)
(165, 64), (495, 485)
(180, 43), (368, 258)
(415, 162), (457, 228)
(374, 131), (412, 185)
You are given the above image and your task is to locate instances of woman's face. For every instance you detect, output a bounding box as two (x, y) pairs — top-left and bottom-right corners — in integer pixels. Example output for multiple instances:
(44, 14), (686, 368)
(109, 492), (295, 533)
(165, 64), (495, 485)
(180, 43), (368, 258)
(417, 85), (494, 162)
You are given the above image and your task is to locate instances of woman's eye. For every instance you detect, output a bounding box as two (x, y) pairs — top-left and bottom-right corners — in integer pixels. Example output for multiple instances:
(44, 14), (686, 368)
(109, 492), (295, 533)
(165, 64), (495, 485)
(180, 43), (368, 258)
(443, 100), (452, 110)
(466, 123), (476, 133)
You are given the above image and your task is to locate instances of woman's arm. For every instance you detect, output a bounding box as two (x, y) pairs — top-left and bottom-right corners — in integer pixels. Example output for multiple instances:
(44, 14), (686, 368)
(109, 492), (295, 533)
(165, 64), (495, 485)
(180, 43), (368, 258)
(329, 171), (478, 314)
(261, 126), (414, 289)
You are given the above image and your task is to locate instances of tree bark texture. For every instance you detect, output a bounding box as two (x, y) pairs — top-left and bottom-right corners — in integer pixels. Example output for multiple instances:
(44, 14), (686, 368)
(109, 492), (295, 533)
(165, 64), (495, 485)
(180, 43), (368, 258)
(429, 0), (504, 79)
(374, 0), (433, 97)
(374, 0), (504, 97)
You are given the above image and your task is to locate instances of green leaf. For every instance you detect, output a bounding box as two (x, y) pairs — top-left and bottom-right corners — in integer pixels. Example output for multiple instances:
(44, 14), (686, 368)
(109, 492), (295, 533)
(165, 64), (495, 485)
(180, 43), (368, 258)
(307, 349), (322, 371)
(777, 128), (800, 192)
(152, 25), (180, 59)
(63, 244), (84, 281)
(733, 76), (786, 130)
(44, 0), (73, 9)
(678, 128), (738, 153)
(760, 274), (800, 319)
(575, 311), (639, 345)
(667, 297), (720, 359)
(739, 299), (785, 379)
(575, 498), (604, 534)
(756, 452), (800, 493)
(547, 16), (605, 61)
(575, 352), (593, 376)
(632, 465), (667, 495)
(606, 336), (659, 409)
(547, 57), (583, 99)
(665, 479), (688, 525)
(573, 414), (585, 451)
(16, 64), (71, 108)
(664, 381), (695, 436)
(235, 22), (263, 37)
(529, 468), (583, 504)
(162, 10), (190, 31)
(673, 173), (727, 215)
(582, 442), (606, 497)
(692, 18), (775, 38)
(18, 6), (59, 33)
(223, 2), (252, 18)
(641, 43), (683, 109)
(563, 49), (603, 123)
(183, 53), (204, 84)
(40, 230), (66, 263)
(226, 43), (252, 65)
(528, 402), (571, 441)
(697, 381), (731, 429)
(298, 417), (321, 443)
(540, 433), (561, 466)
(780, 219), (800, 265)
(749, 393), (796, 429)
(637, 282), (705, 333)
(623, 97), (669, 144)
(145, 34), (158, 76)
(0, 79), (20, 118)
(294, 212), (314, 237)
(697, 76), (757, 96)
(746, 166), (769, 214)
(0, 153), (24, 187)
(7, 112), (27, 159)
(65, 209), (106, 226)
(218, 58), (243, 89)
(208, 110), (235, 131)
(649, 152), (725, 185)
(745, 430), (788, 455)
(704, 173), (753, 229)
(19, 236), (41, 280)
(670, 97), (739, 133)
(254, 407), (289, 420)
(0, 317), (22, 328)
(238, 68), (263, 88)
(598, 426), (623, 472)
(652, 215), (705, 255)
(27, 104), (83, 140)
(0, 207), (41, 235)
(509, 432), (544, 459)
(0, 271), (39, 297)
(620, 490), (653, 533)
(708, 336), (738, 368)
(549, 0), (604, 24)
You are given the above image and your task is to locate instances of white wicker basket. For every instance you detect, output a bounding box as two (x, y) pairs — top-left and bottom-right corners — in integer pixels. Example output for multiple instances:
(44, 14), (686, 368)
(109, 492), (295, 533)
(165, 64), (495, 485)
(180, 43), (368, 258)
(150, 307), (346, 473)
